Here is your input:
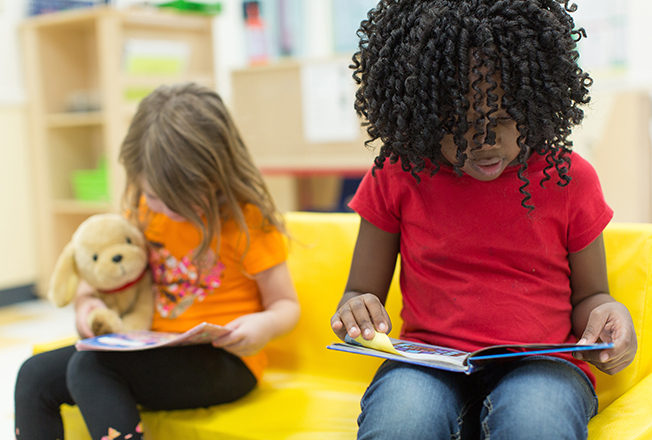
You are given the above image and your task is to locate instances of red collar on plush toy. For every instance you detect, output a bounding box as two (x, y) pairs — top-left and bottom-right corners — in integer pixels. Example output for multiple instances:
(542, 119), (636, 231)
(96, 268), (149, 295)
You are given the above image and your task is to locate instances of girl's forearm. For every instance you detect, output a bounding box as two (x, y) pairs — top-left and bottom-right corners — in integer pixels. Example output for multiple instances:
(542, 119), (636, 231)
(261, 298), (300, 340)
(73, 280), (99, 310)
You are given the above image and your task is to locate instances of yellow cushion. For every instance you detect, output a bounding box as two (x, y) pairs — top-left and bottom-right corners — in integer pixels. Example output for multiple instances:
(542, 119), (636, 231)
(48, 214), (651, 439)
(588, 372), (652, 439)
(587, 223), (652, 438)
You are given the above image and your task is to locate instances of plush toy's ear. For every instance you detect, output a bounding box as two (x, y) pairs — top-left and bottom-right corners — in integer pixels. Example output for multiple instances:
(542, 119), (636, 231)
(47, 242), (80, 307)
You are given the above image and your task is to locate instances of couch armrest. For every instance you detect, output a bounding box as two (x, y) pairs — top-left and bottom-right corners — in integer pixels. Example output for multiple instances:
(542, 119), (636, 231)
(32, 336), (78, 355)
(588, 372), (652, 439)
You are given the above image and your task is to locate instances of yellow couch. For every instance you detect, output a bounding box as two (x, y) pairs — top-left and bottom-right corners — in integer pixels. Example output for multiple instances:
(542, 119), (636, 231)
(43, 212), (651, 439)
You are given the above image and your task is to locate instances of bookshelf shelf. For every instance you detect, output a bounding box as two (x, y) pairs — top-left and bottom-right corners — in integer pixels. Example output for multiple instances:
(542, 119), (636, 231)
(51, 199), (113, 215)
(46, 111), (104, 128)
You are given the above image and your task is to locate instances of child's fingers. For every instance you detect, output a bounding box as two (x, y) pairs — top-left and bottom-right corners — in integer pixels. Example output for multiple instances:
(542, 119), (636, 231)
(574, 310), (609, 364)
(212, 329), (242, 348)
(333, 304), (365, 339)
(573, 347), (610, 364)
(579, 348), (629, 375)
(350, 297), (378, 340)
(597, 355), (630, 375)
(331, 294), (390, 341)
(331, 299), (368, 340)
(578, 308), (610, 345)
(216, 336), (247, 355)
(330, 315), (348, 340)
(364, 296), (391, 334)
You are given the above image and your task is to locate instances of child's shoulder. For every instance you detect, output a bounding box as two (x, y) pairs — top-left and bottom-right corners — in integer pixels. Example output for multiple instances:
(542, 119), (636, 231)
(240, 203), (267, 227)
(526, 150), (597, 180)
(225, 203), (279, 234)
(567, 151), (594, 171)
(372, 158), (437, 180)
(563, 151), (600, 183)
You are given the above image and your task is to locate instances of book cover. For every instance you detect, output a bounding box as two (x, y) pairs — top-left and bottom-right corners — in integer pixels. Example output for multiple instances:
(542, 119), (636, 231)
(75, 322), (230, 352)
(327, 332), (613, 374)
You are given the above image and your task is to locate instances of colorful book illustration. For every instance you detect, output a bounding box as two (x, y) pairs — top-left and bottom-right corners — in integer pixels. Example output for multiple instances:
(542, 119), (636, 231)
(327, 331), (613, 374)
(75, 322), (230, 352)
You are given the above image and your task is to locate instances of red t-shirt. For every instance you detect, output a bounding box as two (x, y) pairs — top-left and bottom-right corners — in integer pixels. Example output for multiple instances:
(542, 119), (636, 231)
(350, 152), (613, 385)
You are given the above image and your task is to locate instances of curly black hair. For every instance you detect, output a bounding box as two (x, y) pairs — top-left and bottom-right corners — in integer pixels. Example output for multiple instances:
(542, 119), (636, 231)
(352, 0), (592, 209)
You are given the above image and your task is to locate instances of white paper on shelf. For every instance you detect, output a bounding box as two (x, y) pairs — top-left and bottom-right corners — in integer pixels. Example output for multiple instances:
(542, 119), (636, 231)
(300, 60), (360, 144)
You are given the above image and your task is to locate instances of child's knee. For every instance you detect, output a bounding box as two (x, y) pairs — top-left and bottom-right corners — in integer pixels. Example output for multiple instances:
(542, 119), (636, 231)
(481, 359), (597, 438)
(16, 353), (68, 408)
(65, 351), (102, 397)
(359, 362), (467, 438)
(15, 356), (45, 400)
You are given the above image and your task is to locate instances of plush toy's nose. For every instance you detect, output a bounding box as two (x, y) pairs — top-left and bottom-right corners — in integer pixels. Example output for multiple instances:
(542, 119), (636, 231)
(112, 254), (123, 263)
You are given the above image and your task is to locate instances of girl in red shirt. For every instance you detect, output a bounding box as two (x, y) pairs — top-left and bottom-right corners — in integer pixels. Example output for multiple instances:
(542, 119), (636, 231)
(331, 1), (637, 439)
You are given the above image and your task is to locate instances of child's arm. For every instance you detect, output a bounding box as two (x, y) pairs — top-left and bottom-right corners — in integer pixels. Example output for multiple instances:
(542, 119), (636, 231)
(331, 218), (400, 342)
(73, 279), (107, 338)
(212, 261), (300, 357)
(569, 233), (637, 375)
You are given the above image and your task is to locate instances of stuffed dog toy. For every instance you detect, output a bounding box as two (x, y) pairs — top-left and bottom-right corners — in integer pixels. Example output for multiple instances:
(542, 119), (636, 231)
(47, 213), (153, 336)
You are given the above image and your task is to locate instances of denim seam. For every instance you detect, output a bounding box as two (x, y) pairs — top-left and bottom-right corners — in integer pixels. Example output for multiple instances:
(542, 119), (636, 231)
(481, 396), (493, 439)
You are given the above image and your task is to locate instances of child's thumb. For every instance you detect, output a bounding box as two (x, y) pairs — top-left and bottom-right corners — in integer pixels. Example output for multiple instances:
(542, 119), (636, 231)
(578, 310), (609, 345)
(224, 319), (241, 331)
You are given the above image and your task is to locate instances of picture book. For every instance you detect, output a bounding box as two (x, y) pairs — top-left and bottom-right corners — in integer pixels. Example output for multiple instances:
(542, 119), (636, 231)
(327, 331), (613, 374)
(75, 322), (230, 352)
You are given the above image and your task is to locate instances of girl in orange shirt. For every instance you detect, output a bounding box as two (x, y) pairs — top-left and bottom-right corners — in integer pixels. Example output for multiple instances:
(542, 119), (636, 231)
(15, 83), (300, 440)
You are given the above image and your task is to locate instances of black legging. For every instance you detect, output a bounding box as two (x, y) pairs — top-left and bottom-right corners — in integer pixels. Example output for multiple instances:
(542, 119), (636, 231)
(14, 344), (257, 440)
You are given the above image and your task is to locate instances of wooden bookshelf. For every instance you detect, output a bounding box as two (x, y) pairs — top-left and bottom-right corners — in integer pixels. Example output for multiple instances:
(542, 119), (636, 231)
(21, 7), (216, 295)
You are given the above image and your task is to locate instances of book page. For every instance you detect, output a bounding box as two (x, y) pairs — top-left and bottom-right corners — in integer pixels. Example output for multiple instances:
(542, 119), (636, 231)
(75, 322), (230, 352)
(350, 331), (469, 362)
(353, 332), (401, 355)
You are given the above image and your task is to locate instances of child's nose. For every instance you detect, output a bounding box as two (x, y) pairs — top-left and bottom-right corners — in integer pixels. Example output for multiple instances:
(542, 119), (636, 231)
(469, 129), (497, 150)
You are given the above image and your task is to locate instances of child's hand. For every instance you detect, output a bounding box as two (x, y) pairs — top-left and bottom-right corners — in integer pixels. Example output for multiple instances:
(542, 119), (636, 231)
(574, 301), (637, 375)
(331, 293), (391, 342)
(75, 296), (107, 338)
(211, 313), (273, 357)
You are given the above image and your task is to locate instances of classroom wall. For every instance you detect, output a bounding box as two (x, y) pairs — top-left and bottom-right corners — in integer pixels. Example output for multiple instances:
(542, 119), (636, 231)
(0, 104), (38, 290)
(0, 0), (37, 290)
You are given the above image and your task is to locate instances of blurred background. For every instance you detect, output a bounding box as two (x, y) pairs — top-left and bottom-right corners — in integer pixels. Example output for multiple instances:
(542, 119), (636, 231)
(0, 0), (651, 302)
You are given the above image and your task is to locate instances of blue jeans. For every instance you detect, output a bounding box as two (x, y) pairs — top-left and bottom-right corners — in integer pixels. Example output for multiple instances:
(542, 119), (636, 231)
(357, 357), (598, 440)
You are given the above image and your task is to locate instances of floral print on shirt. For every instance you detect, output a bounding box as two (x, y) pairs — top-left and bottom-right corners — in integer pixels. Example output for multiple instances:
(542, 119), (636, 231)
(149, 245), (225, 319)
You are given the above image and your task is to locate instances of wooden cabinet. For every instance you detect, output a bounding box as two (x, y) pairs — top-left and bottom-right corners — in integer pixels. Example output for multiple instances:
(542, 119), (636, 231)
(231, 60), (376, 211)
(591, 91), (652, 223)
(21, 7), (215, 295)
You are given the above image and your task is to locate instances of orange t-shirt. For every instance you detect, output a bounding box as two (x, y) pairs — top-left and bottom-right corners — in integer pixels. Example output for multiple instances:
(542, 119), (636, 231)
(143, 204), (287, 380)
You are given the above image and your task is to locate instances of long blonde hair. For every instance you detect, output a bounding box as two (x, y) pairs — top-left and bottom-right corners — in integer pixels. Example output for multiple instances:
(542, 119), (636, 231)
(120, 83), (285, 261)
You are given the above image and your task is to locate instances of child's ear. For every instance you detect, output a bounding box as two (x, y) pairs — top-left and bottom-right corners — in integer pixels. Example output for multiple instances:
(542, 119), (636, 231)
(47, 242), (80, 307)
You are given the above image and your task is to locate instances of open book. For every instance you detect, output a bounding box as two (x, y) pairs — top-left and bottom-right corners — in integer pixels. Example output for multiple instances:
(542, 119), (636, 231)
(75, 322), (230, 352)
(327, 331), (613, 374)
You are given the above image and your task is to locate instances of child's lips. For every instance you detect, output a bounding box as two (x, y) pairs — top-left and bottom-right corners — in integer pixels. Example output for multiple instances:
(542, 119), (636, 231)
(473, 157), (502, 167)
(470, 157), (504, 177)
